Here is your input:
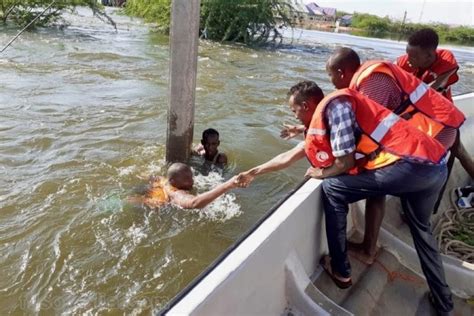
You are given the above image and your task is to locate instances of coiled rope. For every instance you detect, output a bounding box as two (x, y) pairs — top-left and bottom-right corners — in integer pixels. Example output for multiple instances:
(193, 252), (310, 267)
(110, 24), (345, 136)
(433, 188), (474, 263)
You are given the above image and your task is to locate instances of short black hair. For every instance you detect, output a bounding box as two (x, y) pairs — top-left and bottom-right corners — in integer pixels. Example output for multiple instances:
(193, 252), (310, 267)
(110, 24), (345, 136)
(288, 81), (324, 105)
(408, 28), (439, 50)
(328, 47), (360, 73)
(202, 128), (219, 141)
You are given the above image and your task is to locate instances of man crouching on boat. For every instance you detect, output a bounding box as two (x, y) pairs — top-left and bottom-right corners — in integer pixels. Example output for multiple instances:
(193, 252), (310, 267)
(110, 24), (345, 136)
(237, 80), (454, 315)
(129, 162), (242, 209)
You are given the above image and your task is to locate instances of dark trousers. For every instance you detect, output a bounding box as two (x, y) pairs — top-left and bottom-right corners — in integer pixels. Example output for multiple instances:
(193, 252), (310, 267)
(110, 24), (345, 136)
(321, 159), (453, 313)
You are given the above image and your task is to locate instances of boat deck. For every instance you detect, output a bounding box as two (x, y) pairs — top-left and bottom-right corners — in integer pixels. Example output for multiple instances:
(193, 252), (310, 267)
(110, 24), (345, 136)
(308, 246), (473, 316)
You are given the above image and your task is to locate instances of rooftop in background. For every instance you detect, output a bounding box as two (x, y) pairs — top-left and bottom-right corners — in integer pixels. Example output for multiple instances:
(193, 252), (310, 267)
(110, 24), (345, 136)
(305, 2), (336, 18)
(299, 0), (474, 27)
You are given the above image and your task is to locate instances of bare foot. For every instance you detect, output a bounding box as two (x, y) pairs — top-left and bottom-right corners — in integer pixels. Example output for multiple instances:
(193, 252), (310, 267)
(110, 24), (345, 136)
(347, 241), (377, 265)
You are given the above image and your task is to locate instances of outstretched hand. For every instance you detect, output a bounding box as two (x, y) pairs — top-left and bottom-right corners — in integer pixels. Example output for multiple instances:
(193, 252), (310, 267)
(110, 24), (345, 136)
(227, 175), (249, 189)
(280, 123), (304, 140)
(235, 169), (258, 188)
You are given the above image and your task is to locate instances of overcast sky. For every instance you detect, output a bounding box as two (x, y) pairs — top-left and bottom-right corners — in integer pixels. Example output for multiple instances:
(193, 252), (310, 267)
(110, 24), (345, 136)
(299, 0), (473, 26)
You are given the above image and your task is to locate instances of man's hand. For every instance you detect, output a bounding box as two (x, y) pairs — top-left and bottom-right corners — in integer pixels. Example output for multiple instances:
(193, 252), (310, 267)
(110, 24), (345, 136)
(280, 123), (304, 140)
(305, 167), (325, 179)
(226, 175), (248, 189)
(236, 169), (258, 187)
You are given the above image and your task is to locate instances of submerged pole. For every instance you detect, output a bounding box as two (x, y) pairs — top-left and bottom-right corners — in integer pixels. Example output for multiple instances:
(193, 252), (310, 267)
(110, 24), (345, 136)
(166, 0), (201, 163)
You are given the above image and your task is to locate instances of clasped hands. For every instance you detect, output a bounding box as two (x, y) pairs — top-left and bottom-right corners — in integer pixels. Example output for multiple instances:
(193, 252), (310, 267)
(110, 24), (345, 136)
(231, 169), (258, 188)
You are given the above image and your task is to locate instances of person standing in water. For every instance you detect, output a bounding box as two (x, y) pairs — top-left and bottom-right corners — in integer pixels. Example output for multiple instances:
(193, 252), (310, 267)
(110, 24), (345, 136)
(194, 128), (228, 165)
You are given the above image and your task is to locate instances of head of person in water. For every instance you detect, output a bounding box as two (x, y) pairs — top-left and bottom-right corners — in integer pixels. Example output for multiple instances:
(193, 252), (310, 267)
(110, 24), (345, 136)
(167, 163), (194, 190)
(201, 128), (220, 159)
(406, 28), (438, 69)
(287, 80), (324, 128)
(326, 47), (361, 89)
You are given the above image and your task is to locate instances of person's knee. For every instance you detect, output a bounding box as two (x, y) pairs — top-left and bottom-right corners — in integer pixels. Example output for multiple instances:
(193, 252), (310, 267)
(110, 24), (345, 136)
(322, 177), (338, 194)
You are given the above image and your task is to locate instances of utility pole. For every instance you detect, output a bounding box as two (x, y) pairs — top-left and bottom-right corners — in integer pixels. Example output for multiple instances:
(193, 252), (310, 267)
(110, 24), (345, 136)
(398, 10), (407, 41)
(418, 0), (426, 23)
(166, 0), (201, 163)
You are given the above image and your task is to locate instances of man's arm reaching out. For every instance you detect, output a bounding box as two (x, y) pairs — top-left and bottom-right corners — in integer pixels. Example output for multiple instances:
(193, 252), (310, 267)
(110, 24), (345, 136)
(169, 176), (240, 209)
(237, 145), (306, 186)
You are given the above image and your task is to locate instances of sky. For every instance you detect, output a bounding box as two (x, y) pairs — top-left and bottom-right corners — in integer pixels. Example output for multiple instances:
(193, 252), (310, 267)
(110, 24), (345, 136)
(298, 0), (474, 26)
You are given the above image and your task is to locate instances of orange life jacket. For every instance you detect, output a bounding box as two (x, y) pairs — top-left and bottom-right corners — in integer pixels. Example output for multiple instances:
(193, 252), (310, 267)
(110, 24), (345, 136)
(145, 177), (173, 205)
(304, 89), (447, 174)
(396, 49), (459, 101)
(350, 60), (465, 140)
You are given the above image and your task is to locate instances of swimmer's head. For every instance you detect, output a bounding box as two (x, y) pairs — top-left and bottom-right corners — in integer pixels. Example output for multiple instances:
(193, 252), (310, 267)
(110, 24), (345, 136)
(201, 128), (220, 158)
(167, 163), (194, 190)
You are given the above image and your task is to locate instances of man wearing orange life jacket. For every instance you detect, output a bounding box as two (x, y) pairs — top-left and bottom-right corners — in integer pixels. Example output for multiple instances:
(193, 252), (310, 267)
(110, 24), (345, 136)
(397, 28), (458, 101)
(329, 47), (467, 267)
(239, 81), (453, 314)
(281, 47), (466, 266)
(397, 28), (474, 179)
(128, 163), (241, 209)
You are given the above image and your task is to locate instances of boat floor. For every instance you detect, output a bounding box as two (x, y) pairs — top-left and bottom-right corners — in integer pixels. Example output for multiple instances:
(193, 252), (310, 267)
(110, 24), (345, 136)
(310, 245), (473, 315)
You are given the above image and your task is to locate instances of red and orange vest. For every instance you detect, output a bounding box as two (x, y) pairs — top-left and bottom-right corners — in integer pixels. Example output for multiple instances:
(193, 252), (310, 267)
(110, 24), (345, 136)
(350, 60), (465, 140)
(397, 49), (459, 101)
(304, 89), (446, 173)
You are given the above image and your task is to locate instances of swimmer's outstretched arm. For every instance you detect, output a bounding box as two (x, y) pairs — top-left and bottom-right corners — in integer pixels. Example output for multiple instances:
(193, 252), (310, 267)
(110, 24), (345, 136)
(169, 176), (242, 209)
(237, 145), (306, 186)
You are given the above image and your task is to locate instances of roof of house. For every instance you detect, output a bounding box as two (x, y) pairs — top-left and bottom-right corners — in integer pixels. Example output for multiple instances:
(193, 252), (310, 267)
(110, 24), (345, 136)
(305, 2), (336, 17)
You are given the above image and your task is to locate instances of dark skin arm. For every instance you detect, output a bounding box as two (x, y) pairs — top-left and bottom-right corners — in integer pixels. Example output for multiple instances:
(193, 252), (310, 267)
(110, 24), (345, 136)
(168, 176), (240, 209)
(305, 153), (355, 179)
(217, 153), (228, 165)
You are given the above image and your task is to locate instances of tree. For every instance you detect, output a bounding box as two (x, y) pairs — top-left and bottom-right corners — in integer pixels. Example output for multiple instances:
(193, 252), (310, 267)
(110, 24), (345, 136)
(126, 0), (296, 46)
(0, 0), (114, 28)
(200, 0), (294, 45)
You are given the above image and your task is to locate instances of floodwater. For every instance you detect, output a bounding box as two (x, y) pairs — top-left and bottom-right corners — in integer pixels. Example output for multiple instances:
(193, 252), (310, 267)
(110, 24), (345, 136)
(0, 8), (473, 315)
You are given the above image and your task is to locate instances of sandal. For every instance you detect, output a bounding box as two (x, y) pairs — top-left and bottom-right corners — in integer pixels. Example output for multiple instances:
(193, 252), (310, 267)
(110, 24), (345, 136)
(320, 255), (352, 289)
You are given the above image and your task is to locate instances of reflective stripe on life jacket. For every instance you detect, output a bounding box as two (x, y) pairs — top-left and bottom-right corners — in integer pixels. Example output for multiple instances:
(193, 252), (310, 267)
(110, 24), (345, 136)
(304, 89), (447, 174)
(350, 60), (465, 140)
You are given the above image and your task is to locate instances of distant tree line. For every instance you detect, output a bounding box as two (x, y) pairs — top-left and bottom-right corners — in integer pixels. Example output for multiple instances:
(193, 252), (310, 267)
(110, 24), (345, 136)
(126, 1), (473, 46)
(1, 0), (472, 46)
(349, 12), (474, 45)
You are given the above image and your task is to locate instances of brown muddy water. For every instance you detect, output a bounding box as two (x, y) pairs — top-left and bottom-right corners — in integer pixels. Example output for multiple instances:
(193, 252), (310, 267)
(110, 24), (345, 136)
(0, 8), (473, 315)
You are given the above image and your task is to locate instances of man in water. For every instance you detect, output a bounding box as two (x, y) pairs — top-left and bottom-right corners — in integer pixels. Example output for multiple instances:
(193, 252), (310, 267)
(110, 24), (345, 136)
(239, 80), (453, 315)
(193, 128), (228, 165)
(129, 162), (240, 209)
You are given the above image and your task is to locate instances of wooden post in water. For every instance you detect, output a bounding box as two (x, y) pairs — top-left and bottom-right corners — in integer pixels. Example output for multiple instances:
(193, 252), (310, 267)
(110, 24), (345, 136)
(166, 0), (201, 163)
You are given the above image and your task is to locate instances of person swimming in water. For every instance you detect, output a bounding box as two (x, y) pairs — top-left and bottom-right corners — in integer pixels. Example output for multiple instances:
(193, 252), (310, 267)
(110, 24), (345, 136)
(193, 128), (228, 165)
(128, 162), (240, 209)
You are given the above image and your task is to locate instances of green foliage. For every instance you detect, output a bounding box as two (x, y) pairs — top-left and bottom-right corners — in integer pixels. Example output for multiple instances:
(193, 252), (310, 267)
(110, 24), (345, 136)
(125, 0), (171, 32)
(200, 0), (294, 45)
(0, 0), (111, 27)
(351, 12), (474, 45)
(351, 13), (391, 33)
(125, 0), (295, 46)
